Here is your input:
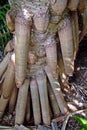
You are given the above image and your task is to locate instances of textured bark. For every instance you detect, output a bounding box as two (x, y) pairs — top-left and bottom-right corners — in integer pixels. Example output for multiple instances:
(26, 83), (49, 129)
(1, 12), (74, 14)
(15, 79), (30, 124)
(2, 58), (15, 99)
(15, 11), (32, 87)
(45, 36), (58, 79)
(36, 69), (51, 125)
(9, 86), (18, 113)
(58, 17), (74, 76)
(45, 66), (68, 114)
(30, 78), (41, 125)
(48, 83), (60, 116)
(0, 53), (10, 79)
(71, 11), (79, 58)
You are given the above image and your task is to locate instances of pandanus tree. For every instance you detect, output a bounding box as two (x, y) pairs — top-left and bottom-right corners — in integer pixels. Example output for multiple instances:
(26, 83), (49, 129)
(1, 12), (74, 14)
(0, 0), (87, 127)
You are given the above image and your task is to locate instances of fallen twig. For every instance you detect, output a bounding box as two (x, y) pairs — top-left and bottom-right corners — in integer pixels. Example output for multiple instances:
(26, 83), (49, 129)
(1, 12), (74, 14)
(61, 109), (87, 130)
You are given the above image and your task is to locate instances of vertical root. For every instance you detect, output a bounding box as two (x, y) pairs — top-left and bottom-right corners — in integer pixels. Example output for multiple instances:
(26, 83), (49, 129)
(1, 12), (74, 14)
(47, 83), (60, 117)
(0, 53), (11, 79)
(58, 17), (74, 76)
(15, 79), (30, 125)
(45, 66), (68, 114)
(2, 58), (15, 99)
(71, 11), (79, 59)
(9, 86), (18, 113)
(30, 78), (41, 125)
(36, 69), (51, 125)
(15, 11), (32, 87)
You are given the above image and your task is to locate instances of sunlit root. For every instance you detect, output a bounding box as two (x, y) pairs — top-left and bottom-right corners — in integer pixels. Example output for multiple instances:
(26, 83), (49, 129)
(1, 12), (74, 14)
(4, 38), (15, 55)
(45, 36), (58, 79)
(0, 61), (14, 115)
(9, 86), (18, 113)
(58, 17), (74, 76)
(47, 83), (60, 117)
(30, 78), (41, 125)
(45, 66), (68, 114)
(15, 79), (30, 125)
(6, 10), (15, 32)
(36, 69), (51, 125)
(0, 53), (11, 79)
(68, 0), (79, 11)
(2, 56), (15, 99)
(33, 5), (49, 33)
(15, 11), (32, 87)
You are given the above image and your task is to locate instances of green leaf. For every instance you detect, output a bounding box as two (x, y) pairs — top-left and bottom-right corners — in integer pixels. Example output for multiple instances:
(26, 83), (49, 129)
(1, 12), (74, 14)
(74, 116), (87, 125)
(81, 126), (87, 130)
(0, 3), (11, 53)
(81, 128), (85, 130)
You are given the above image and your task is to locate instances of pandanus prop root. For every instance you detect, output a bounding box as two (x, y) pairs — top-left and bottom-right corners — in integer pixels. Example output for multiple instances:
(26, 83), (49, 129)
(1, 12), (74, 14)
(0, 0), (86, 127)
(30, 78), (41, 125)
(15, 10), (33, 87)
(58, 17), (74, 76)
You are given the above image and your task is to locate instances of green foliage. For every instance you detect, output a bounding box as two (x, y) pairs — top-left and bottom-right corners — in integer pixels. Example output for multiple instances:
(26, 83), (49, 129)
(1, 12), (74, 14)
(0, 4), (11, 53)
(74, 115), (87, 130)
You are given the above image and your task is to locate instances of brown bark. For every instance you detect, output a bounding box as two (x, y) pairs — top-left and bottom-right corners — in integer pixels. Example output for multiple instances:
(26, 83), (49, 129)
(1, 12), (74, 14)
(15, 79), (30, 124)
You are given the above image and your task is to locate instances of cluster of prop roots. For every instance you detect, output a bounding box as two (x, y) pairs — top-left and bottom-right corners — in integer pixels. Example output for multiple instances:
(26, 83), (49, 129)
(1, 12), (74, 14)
(0, 0), (87, 127)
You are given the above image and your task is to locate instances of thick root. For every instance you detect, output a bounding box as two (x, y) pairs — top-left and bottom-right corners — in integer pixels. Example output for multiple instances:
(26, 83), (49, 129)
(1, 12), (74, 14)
(45, 66), (68, 114)
(0, 53), (11, 79)
(4, 38), (15, 55)
(45, 36), (58, 79)
(79, 0), (87, 42)
(15, 11), (32, 87)
(47, 83), (60, 117)
(36, 69), (51, 125)
(15, 79), (30, 125)
(58, 17), (74, 76)
(9, 86), (18, 113)
(33, 5), (49, 33)
(30, 78), (41, 125)
(71, 11), (79, 59)
(6, 11), (15, 32)
(2, 57), (15, 99)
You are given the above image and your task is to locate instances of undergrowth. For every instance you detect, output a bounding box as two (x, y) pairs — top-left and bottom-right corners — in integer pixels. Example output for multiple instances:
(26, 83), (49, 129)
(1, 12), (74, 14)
(0, 4), (11, 54)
